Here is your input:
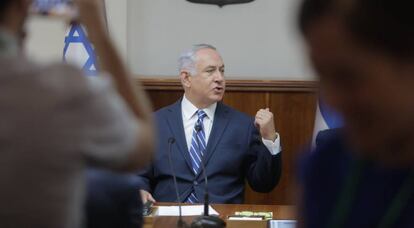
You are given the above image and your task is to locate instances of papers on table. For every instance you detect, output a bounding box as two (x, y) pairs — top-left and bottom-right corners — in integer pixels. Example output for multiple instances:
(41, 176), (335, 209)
(228, 216), (264, 221)
(155, 205), (219, 216)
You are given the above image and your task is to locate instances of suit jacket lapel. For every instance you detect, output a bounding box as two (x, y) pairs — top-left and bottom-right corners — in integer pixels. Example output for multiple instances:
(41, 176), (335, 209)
(202, 102), (231, 168)
(165, 99), (194, 172)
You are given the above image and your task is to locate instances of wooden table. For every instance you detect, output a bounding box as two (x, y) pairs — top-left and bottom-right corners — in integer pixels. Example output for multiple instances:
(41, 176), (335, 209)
(144, 203), (297, 228)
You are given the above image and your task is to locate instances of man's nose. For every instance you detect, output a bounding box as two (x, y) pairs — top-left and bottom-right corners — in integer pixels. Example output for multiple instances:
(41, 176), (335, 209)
(214, 70), (224, 82)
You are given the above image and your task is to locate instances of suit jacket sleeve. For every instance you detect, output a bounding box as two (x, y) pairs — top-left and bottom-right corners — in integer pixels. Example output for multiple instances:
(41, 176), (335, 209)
(245, 120), (282, 193)
(135, 164), (155, 192)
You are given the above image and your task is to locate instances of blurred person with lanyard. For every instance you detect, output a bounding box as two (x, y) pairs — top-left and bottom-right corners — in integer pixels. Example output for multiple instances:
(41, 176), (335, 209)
(297, 0), (414, 227)
(0, 0), (154, 227)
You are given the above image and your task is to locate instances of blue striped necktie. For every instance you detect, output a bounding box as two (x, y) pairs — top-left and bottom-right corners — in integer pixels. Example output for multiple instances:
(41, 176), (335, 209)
(186, 110), (207, 203)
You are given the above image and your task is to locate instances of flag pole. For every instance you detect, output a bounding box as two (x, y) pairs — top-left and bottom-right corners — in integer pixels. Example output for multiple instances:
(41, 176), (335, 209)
(102, 0), (109, 34)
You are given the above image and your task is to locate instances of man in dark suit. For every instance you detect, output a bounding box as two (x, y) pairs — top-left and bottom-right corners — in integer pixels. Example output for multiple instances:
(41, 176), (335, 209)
(137, 44), (282, 204)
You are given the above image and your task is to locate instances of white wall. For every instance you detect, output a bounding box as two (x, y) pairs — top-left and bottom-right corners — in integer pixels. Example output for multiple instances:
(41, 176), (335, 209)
(127, 0), (314, 80)
(105, 0), (128, 61)
(25, 0), (314, 80)
(25, 16), (67, 63)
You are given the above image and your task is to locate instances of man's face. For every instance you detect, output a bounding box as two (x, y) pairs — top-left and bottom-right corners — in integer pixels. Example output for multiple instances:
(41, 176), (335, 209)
(184, 48), (226, 107)
(306, 16), (414, 159)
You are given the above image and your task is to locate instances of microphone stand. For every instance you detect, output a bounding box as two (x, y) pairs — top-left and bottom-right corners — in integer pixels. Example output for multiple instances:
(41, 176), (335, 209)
(191, 125), (225, 228)
(167, 137), (189, 228)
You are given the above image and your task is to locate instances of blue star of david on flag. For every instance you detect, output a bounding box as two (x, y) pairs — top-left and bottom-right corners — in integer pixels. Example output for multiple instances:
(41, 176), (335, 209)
(63, 24), (98, 76)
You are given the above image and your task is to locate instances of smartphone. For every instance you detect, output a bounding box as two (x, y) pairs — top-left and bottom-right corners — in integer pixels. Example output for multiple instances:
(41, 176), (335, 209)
(30, 0), (76, 18)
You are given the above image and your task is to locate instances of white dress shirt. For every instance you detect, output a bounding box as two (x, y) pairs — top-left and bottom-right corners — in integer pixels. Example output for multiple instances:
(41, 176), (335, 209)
(181, 96), (281, 155)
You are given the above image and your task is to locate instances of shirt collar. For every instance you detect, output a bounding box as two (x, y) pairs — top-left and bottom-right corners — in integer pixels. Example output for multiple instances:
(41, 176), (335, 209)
(0, 29), (19, 57)
(182, 95), (217, 121)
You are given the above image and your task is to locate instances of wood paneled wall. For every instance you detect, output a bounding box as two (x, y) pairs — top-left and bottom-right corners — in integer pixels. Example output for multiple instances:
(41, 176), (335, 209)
(139, 78), (318, 205)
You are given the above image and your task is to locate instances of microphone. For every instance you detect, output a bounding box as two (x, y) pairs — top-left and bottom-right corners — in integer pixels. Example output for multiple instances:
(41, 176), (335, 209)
(167, 137), (189, 228)
(191, 124), (225, 228)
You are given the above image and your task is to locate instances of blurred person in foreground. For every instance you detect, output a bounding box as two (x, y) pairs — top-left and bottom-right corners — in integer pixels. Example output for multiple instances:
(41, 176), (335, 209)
(297, 0), (414, 227)
(0, 0), (154, 227)
(85, 169), (143, 228)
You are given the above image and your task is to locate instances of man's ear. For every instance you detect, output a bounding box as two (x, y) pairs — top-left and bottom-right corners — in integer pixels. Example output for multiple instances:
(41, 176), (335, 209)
(180, 70), (192, 88)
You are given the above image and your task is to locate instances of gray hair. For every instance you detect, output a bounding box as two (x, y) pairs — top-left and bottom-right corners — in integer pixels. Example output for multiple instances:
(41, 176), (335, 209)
(178, 44), (217, 75)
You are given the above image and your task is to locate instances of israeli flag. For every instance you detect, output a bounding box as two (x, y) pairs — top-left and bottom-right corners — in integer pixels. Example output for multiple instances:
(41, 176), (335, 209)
(312, 98), (343, 147)
(63, 24), (97, 76)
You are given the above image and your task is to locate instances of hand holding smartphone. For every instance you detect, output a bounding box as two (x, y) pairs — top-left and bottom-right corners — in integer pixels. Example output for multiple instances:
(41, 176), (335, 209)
(30, 0), (77, 19)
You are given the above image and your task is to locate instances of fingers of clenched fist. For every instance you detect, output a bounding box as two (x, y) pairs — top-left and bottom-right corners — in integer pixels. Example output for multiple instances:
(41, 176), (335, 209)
(255, 108), (274, 126)
(255, 108), (273, 121)
(255, 108), (277, 141)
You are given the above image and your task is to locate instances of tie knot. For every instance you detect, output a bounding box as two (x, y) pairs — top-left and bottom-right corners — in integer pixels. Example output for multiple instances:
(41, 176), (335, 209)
(197, 110), (207, 121)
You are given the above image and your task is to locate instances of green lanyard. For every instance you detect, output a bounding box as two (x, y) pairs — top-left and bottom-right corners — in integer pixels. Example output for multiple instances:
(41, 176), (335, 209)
(0, 29), (18, 57)
(327, 160), (414, 228)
